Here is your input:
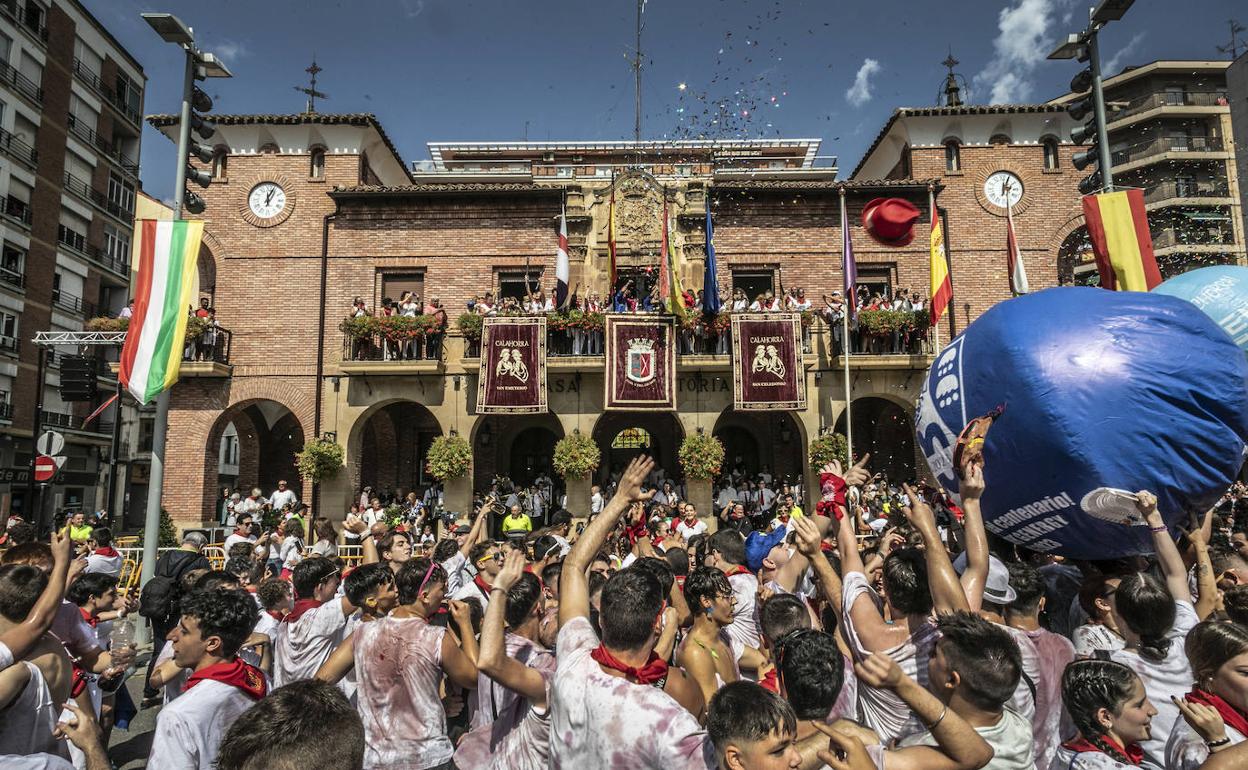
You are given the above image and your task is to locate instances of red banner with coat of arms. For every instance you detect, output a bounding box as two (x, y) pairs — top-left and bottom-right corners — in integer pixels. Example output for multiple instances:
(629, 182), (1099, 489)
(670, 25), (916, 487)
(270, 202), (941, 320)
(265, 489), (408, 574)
(604, 315), (676, 411)
(731, 313), (806, 411)
(476, 316), (547, 414)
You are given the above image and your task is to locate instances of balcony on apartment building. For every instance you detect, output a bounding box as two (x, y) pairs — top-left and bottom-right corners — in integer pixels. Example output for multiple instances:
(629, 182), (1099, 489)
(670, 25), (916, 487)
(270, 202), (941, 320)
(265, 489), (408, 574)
(0, 57), (41, 104)
(1111, 135), (1227, 172)
(1142, 179), (1233, 207)
(62, 169), (136, 227)
(41, 410), (112, 438)
(56, 223), (131, 279)
(70, 59), (143, 130)
(0, 0), (48, 45)
(0, 195), (32, 230)
(0, 126), (38, 169)
(1109, 90), (1229, 126)
(1150, 222), (1239, 257)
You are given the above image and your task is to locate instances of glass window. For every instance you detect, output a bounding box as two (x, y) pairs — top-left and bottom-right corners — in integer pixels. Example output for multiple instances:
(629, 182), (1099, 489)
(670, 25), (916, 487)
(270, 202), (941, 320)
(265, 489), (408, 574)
(212, 149), (228, 180)
(380, 272), (424, 305)
(1163, 86), (1186, 106)
(310, 148), (325, 179)
(107, 173), (135, 215)
(0, 32), (12, 64)
(989, 134), (1011, 145)
(498, 271), (540, 300)
(1043, 138), (1060, 170)
(611, 428), (651, 449)
(103, 224), (130, 262)
(944, 141), (960, 172)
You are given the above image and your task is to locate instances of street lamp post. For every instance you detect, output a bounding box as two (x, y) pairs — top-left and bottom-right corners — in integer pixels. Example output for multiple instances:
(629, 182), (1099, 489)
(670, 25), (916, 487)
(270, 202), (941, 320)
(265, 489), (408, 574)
(137, 14), (231, 605)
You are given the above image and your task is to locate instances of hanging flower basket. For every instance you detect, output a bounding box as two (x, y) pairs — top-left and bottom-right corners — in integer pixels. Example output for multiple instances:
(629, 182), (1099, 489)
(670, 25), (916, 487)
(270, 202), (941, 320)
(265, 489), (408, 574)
(553, 432), (600, 479)
(808, 432), (849, 471)
(295, 438), (345, 483)
(425, 434), (472, 480)
(85, 316), (128, 332)
(679, 433), (725, 480)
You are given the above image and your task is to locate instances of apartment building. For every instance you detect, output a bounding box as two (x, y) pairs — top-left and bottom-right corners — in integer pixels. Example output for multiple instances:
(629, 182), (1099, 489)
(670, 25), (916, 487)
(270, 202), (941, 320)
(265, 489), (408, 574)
(0, 0), (144, 520)
(1053, 60), (1245, 281)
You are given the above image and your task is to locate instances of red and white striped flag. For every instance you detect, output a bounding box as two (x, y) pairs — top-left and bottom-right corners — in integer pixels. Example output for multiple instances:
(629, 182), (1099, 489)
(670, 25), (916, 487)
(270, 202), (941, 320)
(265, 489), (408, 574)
(554, 203), (570, 309)
(1006, 202), (1029, 296)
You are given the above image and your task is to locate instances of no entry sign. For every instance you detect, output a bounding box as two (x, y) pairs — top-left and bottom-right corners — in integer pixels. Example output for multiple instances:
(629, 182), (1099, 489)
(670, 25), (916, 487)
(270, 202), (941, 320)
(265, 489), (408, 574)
(33, 455), (56, 482)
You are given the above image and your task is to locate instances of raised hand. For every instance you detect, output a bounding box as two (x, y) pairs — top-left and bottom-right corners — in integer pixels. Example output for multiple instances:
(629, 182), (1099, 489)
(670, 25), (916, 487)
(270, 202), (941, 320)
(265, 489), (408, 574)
(447, 599), (472, 626)
(822, 453), (871, 488)
(901, 484), (938, 535)
(814, 723), (876, 770)
(51, 528), (72, 567)
(615, 456), (656, 504)
(959, 461), (985, 501)
(1135, 490), (1159, 520)
(791, 514), (823, 558)
(1173, 696), (1228, 744)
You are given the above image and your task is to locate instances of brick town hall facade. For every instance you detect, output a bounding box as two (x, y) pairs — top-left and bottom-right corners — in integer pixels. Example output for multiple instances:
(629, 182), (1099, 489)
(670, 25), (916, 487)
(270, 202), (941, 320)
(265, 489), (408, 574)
(145, 104), (1101, 527)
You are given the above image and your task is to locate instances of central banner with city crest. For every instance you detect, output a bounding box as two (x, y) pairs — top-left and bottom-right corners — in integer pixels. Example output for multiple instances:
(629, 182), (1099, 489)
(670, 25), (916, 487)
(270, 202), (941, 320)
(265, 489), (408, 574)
(605, 315), (676, 410)
(731, 313), (807, 411)
(477, 316), (547, 414)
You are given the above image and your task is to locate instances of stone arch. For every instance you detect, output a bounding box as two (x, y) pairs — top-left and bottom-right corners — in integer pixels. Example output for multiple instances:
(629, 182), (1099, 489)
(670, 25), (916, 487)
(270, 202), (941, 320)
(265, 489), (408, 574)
(833, 396), (917, 481)
(712, 408), (806, 485)
(197, 239), (218, 305)
(590, 411), (685, 484)
(345, 400), (443, 502)
(1057, 224), (1096, 286)
(470, 412), (565, 492)
(203, 399), (306, 521)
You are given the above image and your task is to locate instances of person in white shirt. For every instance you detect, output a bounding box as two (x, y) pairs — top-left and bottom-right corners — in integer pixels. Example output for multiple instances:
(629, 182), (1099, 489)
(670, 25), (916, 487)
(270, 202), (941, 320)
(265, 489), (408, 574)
(590, 485), (605, 514)
(551, 455), (711, 769)
(213, 679), (366, 770)
(235, 489), (263, 518)
(268, 480), (298, 511)
(82, 528), (122, 578)
(1054, 659), (1156, 770)
(715, 482), (737, 511)
(147, 588), (268, 770)
(1167, 621), (1248, 770)
(675, 504), (708, 543)
(273, 557), (369, 688)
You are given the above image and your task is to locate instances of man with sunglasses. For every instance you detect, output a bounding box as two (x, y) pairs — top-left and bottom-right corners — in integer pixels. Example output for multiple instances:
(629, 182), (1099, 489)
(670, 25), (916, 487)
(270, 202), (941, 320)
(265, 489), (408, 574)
(273, 553), (373, 689)
(223, 515), (270, 563)
(452, 542), (502, 611)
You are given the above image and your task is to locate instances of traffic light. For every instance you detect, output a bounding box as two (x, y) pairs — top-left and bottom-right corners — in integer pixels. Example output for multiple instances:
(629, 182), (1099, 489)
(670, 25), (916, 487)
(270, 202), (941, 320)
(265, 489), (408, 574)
(59, 355), (98, 401)
(183, 80), (218, 211)
(1065, 61), (1102, 194)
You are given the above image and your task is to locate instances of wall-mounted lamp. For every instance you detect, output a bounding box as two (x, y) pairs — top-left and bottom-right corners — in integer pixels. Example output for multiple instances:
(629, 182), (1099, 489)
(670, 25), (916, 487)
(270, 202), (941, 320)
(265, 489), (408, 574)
(322, 431), (337, 442)
(779, 426), (792, 443)
(452, 375), (462, 391)
(478, 422), (492, 446)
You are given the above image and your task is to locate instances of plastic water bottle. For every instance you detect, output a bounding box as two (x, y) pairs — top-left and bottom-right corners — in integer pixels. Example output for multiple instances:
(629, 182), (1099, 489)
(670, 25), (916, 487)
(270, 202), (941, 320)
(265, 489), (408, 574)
(110, 617), (134, 651)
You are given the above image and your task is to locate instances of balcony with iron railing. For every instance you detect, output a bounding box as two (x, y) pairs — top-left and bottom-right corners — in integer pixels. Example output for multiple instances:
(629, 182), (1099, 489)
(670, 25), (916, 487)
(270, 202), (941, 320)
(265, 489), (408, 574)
(0, 262), (24, 291)
(0, 196), (32, 229)
(56, 225), (130, 279)
(0, 334), (17, 355)
(42, 410), (112, 435)
(99, 84), (143, 129)
(94, 135), (140, 177)
(0, 58), (42, 104)
(0, 402), (12, 421)
(0, 127), (38, 168)
(65, 113), (99, 150)
(62, 171), (134, 226)
(70, 58), (102, 96)
(51, 290), (94, 318)
(1111, 90), (1230, 123)
(1111, 135), (1225, 168)
(0, 0), (48, 45)
(1143, 180), (1232, 204)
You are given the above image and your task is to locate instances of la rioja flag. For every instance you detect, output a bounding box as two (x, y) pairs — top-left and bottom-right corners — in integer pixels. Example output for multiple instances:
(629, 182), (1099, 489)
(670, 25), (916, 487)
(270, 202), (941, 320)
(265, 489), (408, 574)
(119, 220), (203, 404)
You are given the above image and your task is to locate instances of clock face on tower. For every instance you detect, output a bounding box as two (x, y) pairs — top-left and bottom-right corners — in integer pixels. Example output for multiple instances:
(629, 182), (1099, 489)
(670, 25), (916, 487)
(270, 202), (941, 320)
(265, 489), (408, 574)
(983, 171), (1024, 210)
(248, 182), (286, 219)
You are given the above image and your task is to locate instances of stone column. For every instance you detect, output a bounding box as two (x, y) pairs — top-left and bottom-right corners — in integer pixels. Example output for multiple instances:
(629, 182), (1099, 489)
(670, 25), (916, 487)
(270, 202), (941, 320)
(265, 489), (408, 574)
(564, 475), (590, 518)
(444, 474), (472, 519)
(687, 477), (714, 533)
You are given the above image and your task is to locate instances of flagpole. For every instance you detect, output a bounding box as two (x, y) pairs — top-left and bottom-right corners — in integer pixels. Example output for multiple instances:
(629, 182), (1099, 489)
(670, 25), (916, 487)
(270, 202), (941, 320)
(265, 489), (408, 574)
(839, 188), (853, 463)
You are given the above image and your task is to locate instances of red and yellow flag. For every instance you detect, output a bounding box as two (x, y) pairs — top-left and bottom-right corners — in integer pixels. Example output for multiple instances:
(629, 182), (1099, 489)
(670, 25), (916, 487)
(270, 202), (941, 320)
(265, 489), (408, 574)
(929, 192), (951, 326)
(1081, 189), (1162, 291)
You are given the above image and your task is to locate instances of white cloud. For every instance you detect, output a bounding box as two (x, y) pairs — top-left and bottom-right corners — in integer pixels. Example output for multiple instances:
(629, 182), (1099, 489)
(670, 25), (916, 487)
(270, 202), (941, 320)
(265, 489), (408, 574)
(1103, 32), (1146, 77)
(845, 58), (881, 107)
(973, 0), (1068, 104)
(204, 39), (249, 62)
(400, 0), (426, 18)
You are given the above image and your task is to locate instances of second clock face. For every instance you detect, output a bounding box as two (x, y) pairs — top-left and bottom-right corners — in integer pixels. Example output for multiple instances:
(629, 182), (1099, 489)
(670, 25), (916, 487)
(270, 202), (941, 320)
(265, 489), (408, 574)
(983, 171), (1024, 210)
(248, 182), (286, 219)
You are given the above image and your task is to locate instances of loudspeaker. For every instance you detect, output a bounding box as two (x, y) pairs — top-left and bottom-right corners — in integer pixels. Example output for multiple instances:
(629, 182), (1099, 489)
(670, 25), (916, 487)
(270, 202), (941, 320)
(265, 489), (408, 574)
(59, 355), (97, 401)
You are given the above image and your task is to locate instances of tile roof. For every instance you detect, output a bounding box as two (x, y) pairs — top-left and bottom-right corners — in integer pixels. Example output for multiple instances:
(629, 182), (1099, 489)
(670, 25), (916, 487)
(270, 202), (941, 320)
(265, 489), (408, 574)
(330, 182), (556, 197)
(145, 113), (412, 182)
(850, 104), (1068, 178)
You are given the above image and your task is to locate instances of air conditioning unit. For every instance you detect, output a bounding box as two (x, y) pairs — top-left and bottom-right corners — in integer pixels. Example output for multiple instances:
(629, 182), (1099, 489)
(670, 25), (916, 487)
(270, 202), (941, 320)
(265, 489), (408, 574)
(542, 152), (555, 162)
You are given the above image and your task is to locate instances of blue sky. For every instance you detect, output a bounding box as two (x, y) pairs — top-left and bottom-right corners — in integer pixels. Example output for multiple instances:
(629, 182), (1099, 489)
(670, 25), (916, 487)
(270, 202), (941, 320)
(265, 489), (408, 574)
(84, 0), (1245, 201)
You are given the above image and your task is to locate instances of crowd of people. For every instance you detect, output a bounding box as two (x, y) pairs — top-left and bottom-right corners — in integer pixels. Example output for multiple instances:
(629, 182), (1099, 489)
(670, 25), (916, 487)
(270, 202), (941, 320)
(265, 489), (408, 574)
(4, 450), (1248, 769)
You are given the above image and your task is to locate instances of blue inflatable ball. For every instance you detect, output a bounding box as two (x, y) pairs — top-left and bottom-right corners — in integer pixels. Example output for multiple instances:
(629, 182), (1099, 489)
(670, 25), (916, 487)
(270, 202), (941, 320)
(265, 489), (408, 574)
(1153, 265), (1248, 352)
(915, 287), (1248, 559)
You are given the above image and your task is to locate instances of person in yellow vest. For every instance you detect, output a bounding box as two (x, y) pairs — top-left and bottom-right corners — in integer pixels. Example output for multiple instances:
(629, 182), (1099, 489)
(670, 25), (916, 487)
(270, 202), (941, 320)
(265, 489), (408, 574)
(63, 510), (93, 544)
(500, 504), (532, 538)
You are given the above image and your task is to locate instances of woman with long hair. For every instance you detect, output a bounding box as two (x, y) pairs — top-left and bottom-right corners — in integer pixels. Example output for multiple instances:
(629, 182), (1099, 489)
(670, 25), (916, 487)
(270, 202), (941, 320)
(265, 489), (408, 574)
(1169, 621), (1248, 769)
(1102, 491), (1199, 765)
(1055, 659), (1157, 768)
(310, 517), (338, 558)
(278, 519), (306, 579)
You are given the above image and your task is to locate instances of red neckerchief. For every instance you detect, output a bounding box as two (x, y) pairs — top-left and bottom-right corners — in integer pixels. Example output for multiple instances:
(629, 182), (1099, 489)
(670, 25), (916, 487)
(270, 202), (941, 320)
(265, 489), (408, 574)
(1061, 736), (1144, 765)
(1188, 689), (1248, 739)
(726, 565), (752, 578)
(759, 666), (779, 693)
(623, 521), (648, 545)
(590, 645), (669, 685)
(92, 546), (120, 558)
(266, 609), (285, 621)
(78, 607), (99, 628)
(232, 528), (249, 539)
(283, 598), (323, 624)
(473, 574), (493, 598)
(184, 658), (267, 700)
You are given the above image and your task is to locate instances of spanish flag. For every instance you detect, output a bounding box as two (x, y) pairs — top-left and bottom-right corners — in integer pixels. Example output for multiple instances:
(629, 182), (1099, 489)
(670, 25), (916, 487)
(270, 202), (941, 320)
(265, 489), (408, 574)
(119, 220), (203, 404)
(608, 175), (618, 291)
(660, 198), (687, 319)
(1081, 189), (1162, 291)
(929, 191), (951, 326)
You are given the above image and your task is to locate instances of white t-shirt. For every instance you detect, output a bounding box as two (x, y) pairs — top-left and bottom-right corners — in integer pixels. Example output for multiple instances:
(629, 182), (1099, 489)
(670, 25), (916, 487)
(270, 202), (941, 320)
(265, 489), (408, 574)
(999, 624), (1038, 727)
(269, 489), (298, 510)
(442, 551), (472, 597)
(84, 551), (122, 577)
(0, 640), (10, 669)
(1049, 744), (1147, 769)
(223, 532), (261, 556)
(1107, 599), (1200, 767)
(0, 661), (62, 758)
(724, 570), (761, 661)
(1072, 623), (1126, 658)
(273, 600), (349, 688)
(0, 755), (75, 770)
(549, 616), (714, 770)
(148, 678), (261, 770)
(154, 640), (190, 704)
(51, 601), (99, 658)
(590, 492), (604, 514)
(885, 707), (1035, 770)
(840, 571), (938, 744)
(1024, 626), (1077, 770)
(676, 519), (707, 542)
(454, 634), (556, 770)
(1166, 714), (1246, 770)
(452, 577), (494, 613)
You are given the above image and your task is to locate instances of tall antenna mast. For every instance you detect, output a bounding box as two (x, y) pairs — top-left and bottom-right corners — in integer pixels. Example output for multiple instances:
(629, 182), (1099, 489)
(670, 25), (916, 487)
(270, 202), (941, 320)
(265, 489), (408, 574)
(1216, 19), (1246, 59)
(294, 56), (329, 114)
(634, 0), (644, 144)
